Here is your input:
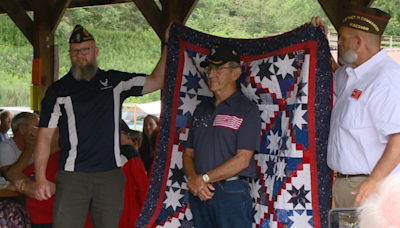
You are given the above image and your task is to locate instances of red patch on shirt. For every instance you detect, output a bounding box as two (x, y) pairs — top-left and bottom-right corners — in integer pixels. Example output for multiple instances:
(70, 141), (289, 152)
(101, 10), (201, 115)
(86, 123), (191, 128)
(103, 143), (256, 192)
(351, 89), (362, 99)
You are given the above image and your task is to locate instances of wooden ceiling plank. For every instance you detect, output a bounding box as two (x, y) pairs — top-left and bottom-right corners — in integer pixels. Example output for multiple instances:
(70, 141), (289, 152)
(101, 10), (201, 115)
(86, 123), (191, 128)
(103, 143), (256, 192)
(0, 0), (34, 45)
(50, 0), (72, 34)
(133, 0), (163, 39)
(180, 0), (198, 24)
(68, 0), (133, 8)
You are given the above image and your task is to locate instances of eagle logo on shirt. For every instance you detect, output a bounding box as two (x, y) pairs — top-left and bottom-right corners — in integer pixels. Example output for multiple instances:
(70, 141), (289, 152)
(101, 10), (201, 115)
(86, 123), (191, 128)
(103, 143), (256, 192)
(100, 79), (108, 87)
(100, 79), (112, 90)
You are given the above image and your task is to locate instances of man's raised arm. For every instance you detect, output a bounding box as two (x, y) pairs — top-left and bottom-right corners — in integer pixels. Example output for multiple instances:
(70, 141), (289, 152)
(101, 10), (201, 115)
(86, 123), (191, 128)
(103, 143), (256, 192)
(142, 23), (172, 95)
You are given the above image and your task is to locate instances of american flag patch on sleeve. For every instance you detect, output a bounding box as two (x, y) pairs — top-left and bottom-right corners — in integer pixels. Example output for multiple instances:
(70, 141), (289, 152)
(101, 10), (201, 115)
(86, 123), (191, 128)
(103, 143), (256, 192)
(213, 114), (243, 130)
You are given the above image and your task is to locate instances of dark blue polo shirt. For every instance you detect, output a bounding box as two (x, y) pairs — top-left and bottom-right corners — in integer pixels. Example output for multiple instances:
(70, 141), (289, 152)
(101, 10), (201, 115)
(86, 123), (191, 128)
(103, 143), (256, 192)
(39, 69), (145, 172)
(186, 91), (261, 178)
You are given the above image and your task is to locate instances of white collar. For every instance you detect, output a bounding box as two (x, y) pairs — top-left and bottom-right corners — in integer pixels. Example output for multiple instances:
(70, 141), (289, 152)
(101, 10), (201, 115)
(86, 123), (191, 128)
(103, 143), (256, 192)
(353, 48), (387, 78)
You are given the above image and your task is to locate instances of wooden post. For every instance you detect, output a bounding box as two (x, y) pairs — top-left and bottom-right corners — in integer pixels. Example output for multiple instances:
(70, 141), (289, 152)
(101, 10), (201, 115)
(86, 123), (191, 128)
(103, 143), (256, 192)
(33, 13), (55, 101)
(1, 0), (70, 110)
(134, 104), (137, 130)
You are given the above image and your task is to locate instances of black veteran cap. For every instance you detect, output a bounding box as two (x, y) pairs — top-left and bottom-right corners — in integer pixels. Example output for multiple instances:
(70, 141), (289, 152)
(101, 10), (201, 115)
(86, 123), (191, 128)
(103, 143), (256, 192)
(69, 25), (95, 43)
(200, 43), (240, 67)
(341, 4), (391, 36)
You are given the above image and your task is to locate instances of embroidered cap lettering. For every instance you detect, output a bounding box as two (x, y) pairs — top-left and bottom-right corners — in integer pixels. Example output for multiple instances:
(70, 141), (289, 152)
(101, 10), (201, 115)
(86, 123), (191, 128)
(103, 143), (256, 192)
(213, 114), (243, 130)
(351, 89), (363, 99)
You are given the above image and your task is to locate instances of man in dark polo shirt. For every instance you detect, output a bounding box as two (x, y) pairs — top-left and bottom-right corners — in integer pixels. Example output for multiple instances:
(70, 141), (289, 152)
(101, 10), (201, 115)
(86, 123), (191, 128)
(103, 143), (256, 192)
(33, 25), (168, 228)
(183, 43), (261, 228)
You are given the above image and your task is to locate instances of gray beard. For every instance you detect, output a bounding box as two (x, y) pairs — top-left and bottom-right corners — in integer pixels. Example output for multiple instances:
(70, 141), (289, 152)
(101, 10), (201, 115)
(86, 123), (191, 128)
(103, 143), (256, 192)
(71, 59), (98, 81)
(339, 45), (358, 66)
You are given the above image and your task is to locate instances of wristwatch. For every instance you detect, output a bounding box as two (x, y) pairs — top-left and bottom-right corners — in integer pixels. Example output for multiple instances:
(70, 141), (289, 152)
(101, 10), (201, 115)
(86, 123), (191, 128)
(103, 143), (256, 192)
(202, 173), (210, 184)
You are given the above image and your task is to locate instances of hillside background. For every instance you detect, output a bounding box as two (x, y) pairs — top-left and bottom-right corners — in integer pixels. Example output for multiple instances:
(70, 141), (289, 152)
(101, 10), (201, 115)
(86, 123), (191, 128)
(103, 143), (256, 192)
(0, 0), (398, 106)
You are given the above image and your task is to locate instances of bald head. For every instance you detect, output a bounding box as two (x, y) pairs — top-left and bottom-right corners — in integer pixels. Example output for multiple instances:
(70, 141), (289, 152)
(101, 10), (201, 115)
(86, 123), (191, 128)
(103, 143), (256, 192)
(0, 110), (14, 133)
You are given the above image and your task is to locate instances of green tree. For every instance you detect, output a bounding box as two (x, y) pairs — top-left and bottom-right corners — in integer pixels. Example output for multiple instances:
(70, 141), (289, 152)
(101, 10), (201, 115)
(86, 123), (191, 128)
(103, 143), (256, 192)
(372, 0), (400, 35)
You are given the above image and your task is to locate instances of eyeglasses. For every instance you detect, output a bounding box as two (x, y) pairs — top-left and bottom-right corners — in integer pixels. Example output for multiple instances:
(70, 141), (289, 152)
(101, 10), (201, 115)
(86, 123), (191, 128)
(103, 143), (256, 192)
(27, 124), (38, 130)
(205, 66), (237, 74)
(69, 47), (96, 57)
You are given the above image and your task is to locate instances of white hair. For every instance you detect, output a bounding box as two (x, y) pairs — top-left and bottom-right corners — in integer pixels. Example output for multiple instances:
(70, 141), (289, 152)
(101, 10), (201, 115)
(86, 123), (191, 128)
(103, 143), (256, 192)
(358, 173), (400, 228)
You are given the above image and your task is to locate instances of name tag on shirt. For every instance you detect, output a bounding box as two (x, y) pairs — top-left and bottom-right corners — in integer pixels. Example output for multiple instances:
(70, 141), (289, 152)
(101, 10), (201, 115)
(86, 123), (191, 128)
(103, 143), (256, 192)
(351, 89), (362, 100)
(213, 114), (243, 130)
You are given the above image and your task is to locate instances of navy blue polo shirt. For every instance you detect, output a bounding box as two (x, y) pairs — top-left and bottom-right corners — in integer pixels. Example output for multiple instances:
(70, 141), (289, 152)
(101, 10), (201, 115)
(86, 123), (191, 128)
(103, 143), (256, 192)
(186, 91), (261, 178)
(39, 69), (145, 172)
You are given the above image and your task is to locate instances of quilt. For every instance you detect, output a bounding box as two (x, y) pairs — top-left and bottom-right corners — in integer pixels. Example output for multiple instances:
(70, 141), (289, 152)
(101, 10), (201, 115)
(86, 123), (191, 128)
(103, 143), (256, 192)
(137, 23), (333, 228)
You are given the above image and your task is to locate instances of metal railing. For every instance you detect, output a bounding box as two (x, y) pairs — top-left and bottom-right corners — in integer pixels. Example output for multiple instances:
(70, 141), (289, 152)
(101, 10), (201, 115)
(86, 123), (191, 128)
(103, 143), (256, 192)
(257, 32), (400, 50)
(327, 32), (400, 50)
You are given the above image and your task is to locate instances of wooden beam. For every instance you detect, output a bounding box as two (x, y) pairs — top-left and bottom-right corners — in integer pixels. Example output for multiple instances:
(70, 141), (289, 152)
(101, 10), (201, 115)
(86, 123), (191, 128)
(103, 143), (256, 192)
(50, 0), (72, 34)
(181, 0), (198, 24)
(29, 0), (68, 102)
(133, 0), (163, 39)
(0, 0), (134, 15)
(0, 0), (34, 45)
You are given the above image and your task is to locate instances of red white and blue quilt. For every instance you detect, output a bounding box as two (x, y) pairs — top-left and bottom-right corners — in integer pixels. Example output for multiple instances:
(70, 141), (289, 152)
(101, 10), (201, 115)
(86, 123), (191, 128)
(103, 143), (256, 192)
(137, 23), (333, 228)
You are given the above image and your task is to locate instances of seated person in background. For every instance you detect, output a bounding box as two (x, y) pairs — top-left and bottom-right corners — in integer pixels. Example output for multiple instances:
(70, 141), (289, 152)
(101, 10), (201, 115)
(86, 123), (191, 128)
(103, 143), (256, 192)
(128, 129), (142, 151)
(139, 115), (159, 173)
(0, 112), (39, 182)
(119, 120), (149, 228)
(120, 120), (142, 165)
(0, 110), (14, 142)
(8, 128), (93, 228)
(358, 173), (400, 228)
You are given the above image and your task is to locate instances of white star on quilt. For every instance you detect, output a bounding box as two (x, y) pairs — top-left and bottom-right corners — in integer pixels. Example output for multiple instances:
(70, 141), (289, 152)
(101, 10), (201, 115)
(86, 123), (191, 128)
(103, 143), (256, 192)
(267, 131), (281, 154)
(163, 187), (184, 211)
(192, 52), (207, 75)
(288, 210), (313, 228)
(274, 55), (297, 79)
(253, 203), (269, 224)
(275, 158), (287, 181)
(160, 217), (182, 228)
(170, 145), (183, 169)
(264, 176), (275, 196)
(291, 165), (312, 191)
(292, 104), (307, 130)
(255, 154), (268, 174)
(259, 104), (279, 123)
(179, 94), (201, 115)
(183, 51), (197, 77)
(250, 179), (262, 201)
(280, 113), (290, 133)
(260, 75), (282, 99)
(248, 59), (262, 76)
(185, 208), (193, 221)
(241, 83), (259, 103)
(183, 52), (207, 75)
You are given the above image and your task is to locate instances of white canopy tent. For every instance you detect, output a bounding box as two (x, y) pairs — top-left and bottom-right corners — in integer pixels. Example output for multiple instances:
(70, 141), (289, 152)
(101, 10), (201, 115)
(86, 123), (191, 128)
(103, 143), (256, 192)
(122, 101), (161, 131)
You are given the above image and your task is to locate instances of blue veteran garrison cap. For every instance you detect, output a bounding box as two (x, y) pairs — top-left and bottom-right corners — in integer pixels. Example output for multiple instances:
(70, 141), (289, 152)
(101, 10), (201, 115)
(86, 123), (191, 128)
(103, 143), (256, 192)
(69, 25), (95, 43)
(200, 43), (240, 67)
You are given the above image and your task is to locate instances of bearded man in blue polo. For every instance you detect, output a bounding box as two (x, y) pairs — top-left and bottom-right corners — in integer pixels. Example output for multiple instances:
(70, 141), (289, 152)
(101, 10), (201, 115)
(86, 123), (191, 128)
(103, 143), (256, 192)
(33, 25), (168, 228)
(183, 43), (261, 228)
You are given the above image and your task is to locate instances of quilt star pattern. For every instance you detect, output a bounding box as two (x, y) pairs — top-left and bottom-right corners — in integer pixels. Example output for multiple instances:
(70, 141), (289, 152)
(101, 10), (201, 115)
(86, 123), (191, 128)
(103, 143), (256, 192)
(137, 23), (333, 228)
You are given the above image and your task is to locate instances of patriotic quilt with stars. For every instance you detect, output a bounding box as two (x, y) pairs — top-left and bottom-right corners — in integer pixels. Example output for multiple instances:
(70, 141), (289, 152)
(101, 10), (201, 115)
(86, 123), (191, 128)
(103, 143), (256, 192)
(137, 23), (333, 228)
